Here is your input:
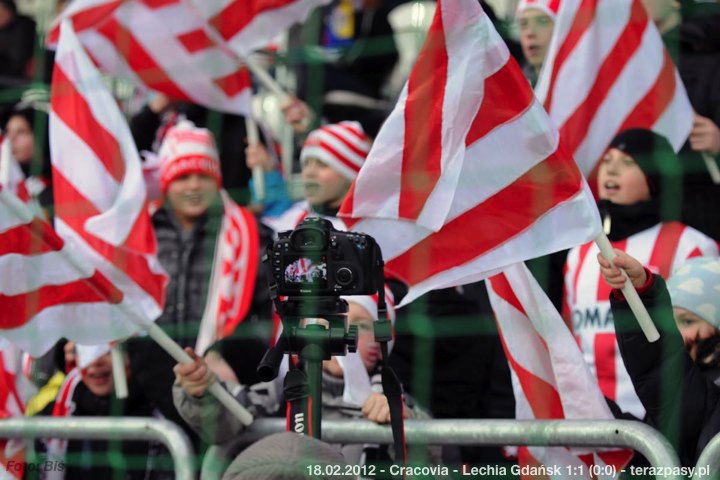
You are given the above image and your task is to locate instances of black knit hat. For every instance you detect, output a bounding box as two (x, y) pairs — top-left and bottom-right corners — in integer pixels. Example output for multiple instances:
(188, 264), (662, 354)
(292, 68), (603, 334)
(607, 128), (676, 197)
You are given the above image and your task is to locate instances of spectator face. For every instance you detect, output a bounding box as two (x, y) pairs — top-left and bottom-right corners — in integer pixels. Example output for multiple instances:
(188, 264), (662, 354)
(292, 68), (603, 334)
(64, 341), (77, 373)
(165, 173), (218, 228)
(598, 147), (651, 205)
(518, 9), (555, 72)
(81, 352), (114, 397)
(673, 307), (718, 359)
(302, 157), (351, 208)
(5, 114), (34, 164)
(348, 303), (382, 372)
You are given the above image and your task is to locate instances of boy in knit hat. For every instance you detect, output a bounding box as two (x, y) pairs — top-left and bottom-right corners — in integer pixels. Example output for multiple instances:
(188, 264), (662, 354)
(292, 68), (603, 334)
(516, 0), (560, 85)
(600, 251), (720, 467)
(126, 121), (273, 446)
(250, 121), (372, 232)
(563, 128), (717, 422)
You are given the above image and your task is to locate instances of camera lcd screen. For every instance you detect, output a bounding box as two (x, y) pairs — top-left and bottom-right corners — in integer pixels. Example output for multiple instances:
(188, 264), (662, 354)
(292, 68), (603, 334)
(284, 256), (328, 286)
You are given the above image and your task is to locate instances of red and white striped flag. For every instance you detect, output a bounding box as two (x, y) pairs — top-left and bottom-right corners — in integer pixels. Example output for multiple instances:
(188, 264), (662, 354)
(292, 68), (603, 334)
(535, 0), (693, 175)
(339, 0), (601, 306)
(487, 263), (633, 479)
(195, 190), (260, 354)
(47, 0), (330, 114)
(0, 20), (166, 356)
(0, 340), (27, 479)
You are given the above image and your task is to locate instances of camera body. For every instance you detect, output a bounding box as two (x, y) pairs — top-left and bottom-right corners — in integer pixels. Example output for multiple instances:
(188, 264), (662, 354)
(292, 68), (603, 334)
(266, 217), (381, 296)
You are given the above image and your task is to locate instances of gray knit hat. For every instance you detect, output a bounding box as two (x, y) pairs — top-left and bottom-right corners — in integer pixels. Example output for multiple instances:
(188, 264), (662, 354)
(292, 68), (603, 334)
(222, 432), (348, 480)
(667, 257), (720, 329)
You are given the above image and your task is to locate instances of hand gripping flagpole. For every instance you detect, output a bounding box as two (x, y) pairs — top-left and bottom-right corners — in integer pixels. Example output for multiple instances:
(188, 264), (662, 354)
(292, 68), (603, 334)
(144, 323), (254, 426)
(594, 232), (660, 342)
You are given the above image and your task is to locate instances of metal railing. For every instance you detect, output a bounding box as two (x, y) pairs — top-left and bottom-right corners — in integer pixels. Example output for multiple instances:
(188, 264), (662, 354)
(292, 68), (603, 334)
(199, 418), (683, 480)
(694, 432), (720, 480)
(0, 417), (195, 480)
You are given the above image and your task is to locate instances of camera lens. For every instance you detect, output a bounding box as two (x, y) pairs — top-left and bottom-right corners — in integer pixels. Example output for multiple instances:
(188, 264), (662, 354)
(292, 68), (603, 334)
(336, 267), (354, 286)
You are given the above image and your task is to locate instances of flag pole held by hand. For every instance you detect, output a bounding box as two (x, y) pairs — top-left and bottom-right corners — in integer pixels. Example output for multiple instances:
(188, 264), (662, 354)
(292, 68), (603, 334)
(594, 233), (660, 342)
(245, 115), (265, 201)
(111, 344), (128, 399)
(144, 323), (254, 426)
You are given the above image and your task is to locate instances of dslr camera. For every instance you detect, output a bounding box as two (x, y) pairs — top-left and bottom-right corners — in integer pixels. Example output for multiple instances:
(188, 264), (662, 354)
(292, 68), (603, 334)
(266, 217), (382, 296)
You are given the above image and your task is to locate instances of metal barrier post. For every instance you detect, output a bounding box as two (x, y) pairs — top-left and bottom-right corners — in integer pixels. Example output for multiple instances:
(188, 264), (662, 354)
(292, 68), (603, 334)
(234, 419), (682, 480)
(0, 417), (194, 480)
(694, 432), (720, 480)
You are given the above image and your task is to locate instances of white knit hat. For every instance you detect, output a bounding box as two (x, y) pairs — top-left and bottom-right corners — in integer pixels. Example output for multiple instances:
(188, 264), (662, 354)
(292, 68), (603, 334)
(342, 285), (396, 323)
(516, 0), (561, 20)
(300, 121), (371, 180)
(158, 120), (221, 193)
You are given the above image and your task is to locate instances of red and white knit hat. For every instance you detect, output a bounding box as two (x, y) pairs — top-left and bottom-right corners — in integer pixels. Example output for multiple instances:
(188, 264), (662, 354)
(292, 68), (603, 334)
(342, 285), (396, 323)
(158, 120), (222, 193)
(300, 121), (371, 180)
(516, 0), (561, 20)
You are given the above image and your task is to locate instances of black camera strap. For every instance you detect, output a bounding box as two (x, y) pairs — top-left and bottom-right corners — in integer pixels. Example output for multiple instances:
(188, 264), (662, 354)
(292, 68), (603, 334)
(374, 269), (407, 468)
(284, 368), (314, 437)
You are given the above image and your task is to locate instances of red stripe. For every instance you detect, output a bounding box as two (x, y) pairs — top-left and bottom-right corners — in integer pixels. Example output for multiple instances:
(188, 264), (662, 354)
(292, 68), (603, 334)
(334, 123), (369, 143)
(596, 239), (627, 302)
(95, 17), (192, 101)
(46, 1), (122, 45)
(559, 2), (648, 154)
(597, 449), (634, 471)
(498, 327), (564, 419)
(466, 57), (534, 146)
(687, 247), (702, 259)
(322, 128), (368, 160)
(386, 145), (583, 285)
(338, 182), (359, 228)
(177, 28), (214, 54)
(140, 0), (178, 8)
(0, 218), (64, 256)
(518, 448), (551, 480)
(210, 0), (297, 42)
(617, 51), (677, 132)
(543, 0), (599, 113)
(51, 66), (125, 183)
(489, 273), (527, 316)
(594, 332), (617, 400)
(213, 68), (252, 98)
(52, 168), (166, 306)
(313, 139), (363, 173)
(648, 222), (686, 279)
(399, 4), (448, 220)
(0, 271), (124, 330)
(220, 207), (260, 337)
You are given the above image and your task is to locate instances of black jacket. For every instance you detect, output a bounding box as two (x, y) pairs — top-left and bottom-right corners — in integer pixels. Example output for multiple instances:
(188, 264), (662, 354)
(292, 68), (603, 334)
(125, 200), (273, 442)
(611, 274), (720, 467)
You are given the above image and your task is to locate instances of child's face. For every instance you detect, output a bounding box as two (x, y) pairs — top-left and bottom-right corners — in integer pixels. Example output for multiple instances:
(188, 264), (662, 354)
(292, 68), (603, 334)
(5, 115), (34, 164)
(598, 148), (651, 205)
(518, 9), (555, 72)
(81, 352), (114, 397)
(348, 303), (381, 372)
(674, 307), (718, 360)
(302, 157), (351, 208)
(166, 173), (218, 226)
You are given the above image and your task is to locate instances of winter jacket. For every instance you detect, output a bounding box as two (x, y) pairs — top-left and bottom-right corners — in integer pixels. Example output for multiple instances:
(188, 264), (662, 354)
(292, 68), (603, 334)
(611, 274), (720, 467)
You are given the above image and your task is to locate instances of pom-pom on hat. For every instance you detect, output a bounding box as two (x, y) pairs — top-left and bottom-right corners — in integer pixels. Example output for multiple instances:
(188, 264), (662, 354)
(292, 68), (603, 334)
(607, 128), (676, 197)
(158, 120), (221, 193)
(516, 0), (561, 20)
(300, 121), (371, 180)
(668, 257), (720, 329)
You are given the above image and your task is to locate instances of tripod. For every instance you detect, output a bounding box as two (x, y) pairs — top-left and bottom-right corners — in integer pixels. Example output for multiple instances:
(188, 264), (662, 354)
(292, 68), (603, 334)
(258, 296), (358, 438)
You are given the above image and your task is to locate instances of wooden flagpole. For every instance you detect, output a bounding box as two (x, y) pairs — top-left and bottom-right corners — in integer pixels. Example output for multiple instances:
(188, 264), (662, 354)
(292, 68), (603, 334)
(594, 232), (660, 342)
